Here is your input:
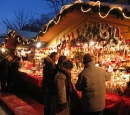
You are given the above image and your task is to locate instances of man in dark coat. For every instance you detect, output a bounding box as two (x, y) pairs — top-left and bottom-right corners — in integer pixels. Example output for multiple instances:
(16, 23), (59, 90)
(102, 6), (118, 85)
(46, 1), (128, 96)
(0, 58), (2, 82)
(0, 57), (9, 92)
(75, 53), (111, 115)
(42, 52), (58, 115)
(9, 55), (21, 92)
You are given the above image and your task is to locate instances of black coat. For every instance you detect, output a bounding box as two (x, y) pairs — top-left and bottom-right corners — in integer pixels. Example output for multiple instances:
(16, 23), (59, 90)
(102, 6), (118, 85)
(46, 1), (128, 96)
(0, 58), (9, 80)
(42, 56), (56, 96)
(1, 58), (9, 71)
(10, 61), (20, 76)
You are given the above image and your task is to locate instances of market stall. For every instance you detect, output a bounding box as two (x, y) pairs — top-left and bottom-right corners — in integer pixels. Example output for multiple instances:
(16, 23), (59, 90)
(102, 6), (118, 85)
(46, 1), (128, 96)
(34, 0), (130, 93)
(2, 1), (130, 115)
(17, 1), (130, 91)
(1, 29), (44, 66)
(31, 1), (130, 115)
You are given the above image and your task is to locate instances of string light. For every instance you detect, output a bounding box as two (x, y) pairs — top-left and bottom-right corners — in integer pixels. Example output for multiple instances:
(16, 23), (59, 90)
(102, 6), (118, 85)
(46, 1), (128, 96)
(17, 37), (21, 42)
(122, 13), (130, 19)
(31, 39), (36, 42)
(81, 7), (91, 12)
(36, 36), (39, 41)
(27, 41), (31, 44)
(81, 1), (130, 19)
(81, 1), (101, 12)
(1, 29), (39, 46)
(99, 6), (123, 18)
(13, 34), (15, 38)
(60, 3), (73, 13)
(42, 0), (83, 34)
(42, 25), (48, 34)
(54, 16), (61, 24)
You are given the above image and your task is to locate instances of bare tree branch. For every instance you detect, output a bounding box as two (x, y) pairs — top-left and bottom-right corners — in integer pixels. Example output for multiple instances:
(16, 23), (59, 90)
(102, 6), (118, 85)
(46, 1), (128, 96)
(1, 8), (34, 30)
(44, 0), (73, 15)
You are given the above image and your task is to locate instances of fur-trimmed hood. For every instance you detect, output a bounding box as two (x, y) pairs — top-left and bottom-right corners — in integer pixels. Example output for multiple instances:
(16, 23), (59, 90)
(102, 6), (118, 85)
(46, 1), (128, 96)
(44, 56), (55, 66)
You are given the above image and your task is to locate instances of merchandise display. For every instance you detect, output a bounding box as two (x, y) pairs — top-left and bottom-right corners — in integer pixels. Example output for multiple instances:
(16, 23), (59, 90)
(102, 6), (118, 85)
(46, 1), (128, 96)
(18, 22), (130, 95)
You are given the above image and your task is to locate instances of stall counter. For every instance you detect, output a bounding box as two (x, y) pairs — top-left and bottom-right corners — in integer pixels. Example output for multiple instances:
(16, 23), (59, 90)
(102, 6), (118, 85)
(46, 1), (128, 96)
(19, 71), (130, 115)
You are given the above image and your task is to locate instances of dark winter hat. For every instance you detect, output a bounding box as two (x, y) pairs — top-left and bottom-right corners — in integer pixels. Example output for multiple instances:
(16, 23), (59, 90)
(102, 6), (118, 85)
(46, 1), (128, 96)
(83, 53), (93, 64)
(61, 60), (73, 69)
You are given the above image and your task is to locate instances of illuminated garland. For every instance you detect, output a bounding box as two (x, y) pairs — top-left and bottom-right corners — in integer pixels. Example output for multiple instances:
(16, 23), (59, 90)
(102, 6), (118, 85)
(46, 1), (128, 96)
(38, 1), (130, 38)
(2, 1), (130, 47)
(2, 30), (39, 47)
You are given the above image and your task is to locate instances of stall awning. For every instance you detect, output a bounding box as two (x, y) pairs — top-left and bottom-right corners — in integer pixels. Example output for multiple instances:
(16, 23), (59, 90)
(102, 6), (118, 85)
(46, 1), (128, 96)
(2, 30), (38, 50)
(38, 1), (130, 46)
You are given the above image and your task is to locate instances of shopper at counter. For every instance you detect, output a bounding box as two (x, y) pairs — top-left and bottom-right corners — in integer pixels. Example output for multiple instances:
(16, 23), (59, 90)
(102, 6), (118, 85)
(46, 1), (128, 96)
(51, 60), (73, 115)
(75, 53), (111, 115)
(0, 58), (2, 82)
(53, 55), (67, 77)
(8, 55), (21, 92)
(42, 52), (58, 115)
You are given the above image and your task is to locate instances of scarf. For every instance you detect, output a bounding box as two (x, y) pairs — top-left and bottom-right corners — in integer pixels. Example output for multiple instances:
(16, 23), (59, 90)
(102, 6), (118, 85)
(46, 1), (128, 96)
(58, 67), (73, 95)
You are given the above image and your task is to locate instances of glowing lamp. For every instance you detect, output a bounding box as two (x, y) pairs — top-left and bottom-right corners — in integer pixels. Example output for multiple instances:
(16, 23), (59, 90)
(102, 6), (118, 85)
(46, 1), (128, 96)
(36, 42), (42, 48)
(1, 47), (6, 53)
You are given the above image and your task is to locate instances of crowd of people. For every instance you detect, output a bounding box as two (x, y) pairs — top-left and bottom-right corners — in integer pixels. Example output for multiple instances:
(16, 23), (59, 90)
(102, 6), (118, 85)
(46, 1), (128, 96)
(0, 51), (112, 115)
(0, 54), (21, 92)
(42, 52), (111, 115)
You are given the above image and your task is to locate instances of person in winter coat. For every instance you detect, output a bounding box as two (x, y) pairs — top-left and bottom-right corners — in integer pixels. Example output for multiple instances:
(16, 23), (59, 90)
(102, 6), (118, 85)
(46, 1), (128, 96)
(0, 57), (9, 92)
(0, 58), (2, 83)
(42, 52), (58, 115)
(51, 60), (73, 115)
(8, 55), (21, 92)
(75, 53), (111, 115)
(53, 55), (67, 77)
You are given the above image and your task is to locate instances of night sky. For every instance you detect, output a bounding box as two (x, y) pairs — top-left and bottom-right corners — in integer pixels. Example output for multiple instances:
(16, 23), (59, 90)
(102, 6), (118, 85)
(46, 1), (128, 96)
(0, 0), (51, 33)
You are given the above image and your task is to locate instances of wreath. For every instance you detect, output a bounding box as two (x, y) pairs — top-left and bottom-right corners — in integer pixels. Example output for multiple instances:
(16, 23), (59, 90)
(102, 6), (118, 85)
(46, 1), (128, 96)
(99, 29), (110, 40)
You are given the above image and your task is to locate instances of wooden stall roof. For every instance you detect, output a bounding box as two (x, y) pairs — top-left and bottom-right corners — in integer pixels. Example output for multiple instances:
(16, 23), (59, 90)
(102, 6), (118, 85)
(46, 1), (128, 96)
(2, 29), (38, 50)
(38, 1), (130, 46)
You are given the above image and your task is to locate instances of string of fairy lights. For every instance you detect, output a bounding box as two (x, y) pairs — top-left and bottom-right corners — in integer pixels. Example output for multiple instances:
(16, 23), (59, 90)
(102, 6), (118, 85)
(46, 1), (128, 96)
(81, 1), (128, 19)
(1, 1), (130, 48)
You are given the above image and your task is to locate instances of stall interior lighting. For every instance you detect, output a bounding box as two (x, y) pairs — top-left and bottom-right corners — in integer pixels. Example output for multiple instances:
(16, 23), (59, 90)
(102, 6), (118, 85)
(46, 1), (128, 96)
(90, 41), (95, 46)
(36, 42), (42, 48)
(1, 47), (6, 53)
